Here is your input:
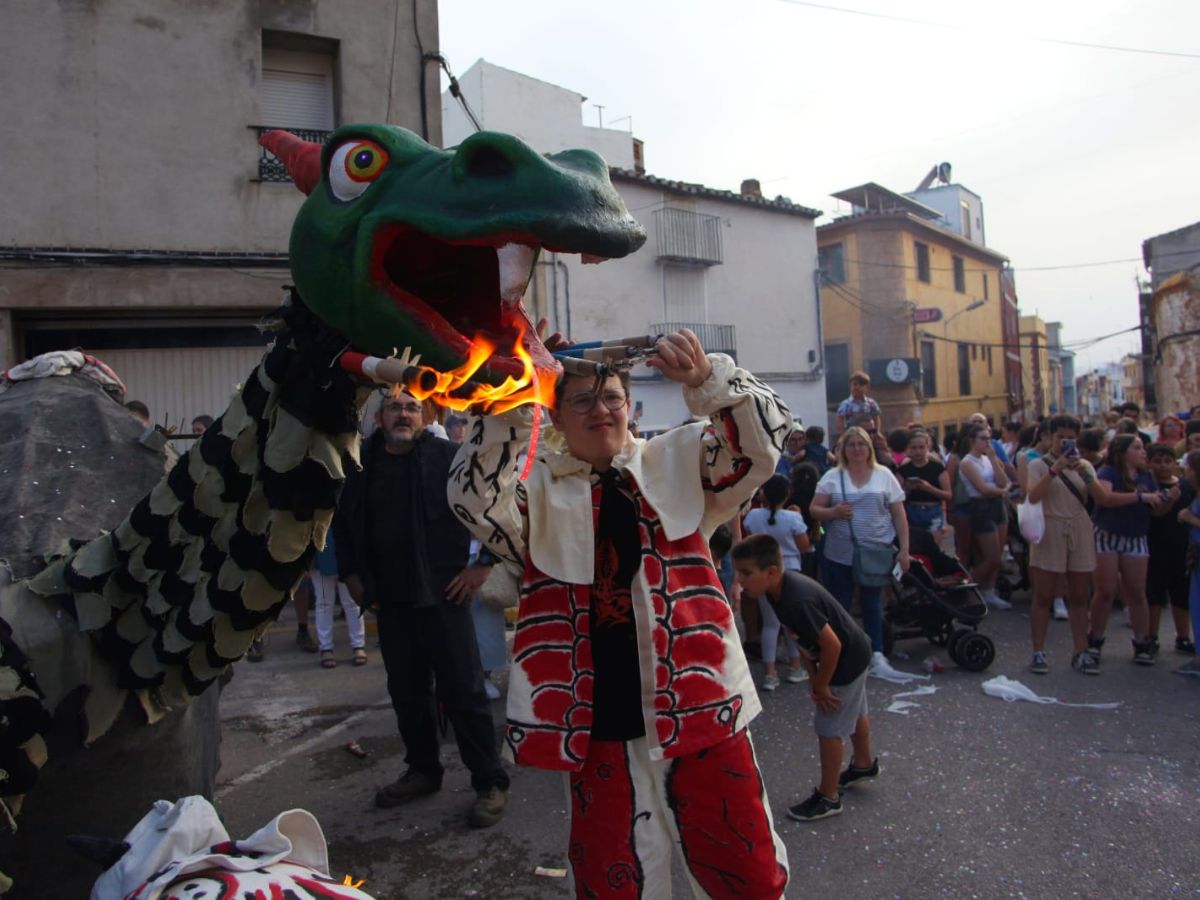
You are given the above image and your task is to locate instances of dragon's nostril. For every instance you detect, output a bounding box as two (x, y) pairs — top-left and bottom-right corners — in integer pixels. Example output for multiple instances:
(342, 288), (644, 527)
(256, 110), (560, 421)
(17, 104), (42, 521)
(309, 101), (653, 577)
(462, 143), (516, 179)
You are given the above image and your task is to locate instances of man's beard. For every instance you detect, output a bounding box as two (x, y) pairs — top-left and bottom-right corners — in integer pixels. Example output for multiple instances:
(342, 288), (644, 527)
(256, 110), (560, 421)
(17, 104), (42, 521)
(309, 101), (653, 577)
(383, 423), (422, 452)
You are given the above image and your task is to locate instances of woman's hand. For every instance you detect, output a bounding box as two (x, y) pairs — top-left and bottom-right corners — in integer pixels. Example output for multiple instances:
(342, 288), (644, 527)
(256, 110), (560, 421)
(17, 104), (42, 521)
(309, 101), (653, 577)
(833, 502), (854, 520)
(896, 548), (910, 572)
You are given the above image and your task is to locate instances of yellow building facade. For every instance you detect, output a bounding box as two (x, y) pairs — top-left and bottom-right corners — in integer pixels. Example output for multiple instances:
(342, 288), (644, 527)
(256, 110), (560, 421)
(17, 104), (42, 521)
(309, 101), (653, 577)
(1018, 315), (1051, 420)
(819, 191), (1014, 445)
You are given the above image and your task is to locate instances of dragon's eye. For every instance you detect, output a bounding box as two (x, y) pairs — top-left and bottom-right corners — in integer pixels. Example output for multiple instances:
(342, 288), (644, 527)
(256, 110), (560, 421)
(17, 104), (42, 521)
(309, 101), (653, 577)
(328, 139), (389, 201)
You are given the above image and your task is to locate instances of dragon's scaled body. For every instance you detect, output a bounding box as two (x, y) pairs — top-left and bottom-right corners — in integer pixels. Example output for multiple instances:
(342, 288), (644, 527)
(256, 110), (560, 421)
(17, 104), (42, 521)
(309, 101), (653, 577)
(3, 125), (645, 889)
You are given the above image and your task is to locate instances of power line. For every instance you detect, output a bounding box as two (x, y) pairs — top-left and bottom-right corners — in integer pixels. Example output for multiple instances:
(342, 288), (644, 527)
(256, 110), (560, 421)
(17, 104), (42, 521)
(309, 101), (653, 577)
(820, 245), (1200, 277)
(914, 324), (1143, 352)
(776, 0), (1200, 60)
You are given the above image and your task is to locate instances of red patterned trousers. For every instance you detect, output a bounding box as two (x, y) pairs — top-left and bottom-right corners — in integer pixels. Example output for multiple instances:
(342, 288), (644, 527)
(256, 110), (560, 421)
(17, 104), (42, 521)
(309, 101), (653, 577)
(567, 729), (788, 899)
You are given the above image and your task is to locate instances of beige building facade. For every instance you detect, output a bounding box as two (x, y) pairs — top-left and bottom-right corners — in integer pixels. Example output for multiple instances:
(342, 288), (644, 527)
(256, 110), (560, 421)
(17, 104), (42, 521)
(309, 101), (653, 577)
(0, 0), (439, 428)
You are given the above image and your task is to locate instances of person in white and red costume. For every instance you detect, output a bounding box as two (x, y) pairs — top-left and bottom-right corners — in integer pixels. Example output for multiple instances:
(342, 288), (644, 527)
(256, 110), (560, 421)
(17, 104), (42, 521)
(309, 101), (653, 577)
(449, 329), (790, 899)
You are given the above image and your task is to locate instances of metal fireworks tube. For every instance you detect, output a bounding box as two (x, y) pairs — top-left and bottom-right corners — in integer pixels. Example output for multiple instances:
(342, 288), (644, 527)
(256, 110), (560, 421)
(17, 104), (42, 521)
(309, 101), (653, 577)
(338, 351), (440, 393)
(553, 334), (660, 353)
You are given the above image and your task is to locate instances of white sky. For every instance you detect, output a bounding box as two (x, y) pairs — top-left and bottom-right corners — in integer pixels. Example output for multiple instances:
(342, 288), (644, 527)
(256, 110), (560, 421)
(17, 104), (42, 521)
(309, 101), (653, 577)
(437, 0), (1200, 372)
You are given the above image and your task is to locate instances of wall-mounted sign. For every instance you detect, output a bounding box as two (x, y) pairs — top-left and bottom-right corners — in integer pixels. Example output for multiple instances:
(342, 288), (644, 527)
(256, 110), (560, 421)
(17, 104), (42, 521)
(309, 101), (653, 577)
(912, 307), (943, 323)
(868, 357), (922, 385)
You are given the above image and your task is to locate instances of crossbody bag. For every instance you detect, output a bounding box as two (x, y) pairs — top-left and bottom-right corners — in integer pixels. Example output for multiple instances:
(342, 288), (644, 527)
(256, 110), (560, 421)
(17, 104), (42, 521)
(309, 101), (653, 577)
(840, 469), (896, 587)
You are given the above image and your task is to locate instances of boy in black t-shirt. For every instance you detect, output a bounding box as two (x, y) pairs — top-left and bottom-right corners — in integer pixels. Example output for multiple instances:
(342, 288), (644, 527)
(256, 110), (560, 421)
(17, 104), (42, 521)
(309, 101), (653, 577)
(733, 534), (880, 821)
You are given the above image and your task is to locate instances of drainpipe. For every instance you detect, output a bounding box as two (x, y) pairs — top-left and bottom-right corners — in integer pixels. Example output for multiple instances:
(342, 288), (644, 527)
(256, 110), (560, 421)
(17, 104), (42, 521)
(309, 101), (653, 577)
(553, 254), (572, 340)
(810, 268), (825, 377)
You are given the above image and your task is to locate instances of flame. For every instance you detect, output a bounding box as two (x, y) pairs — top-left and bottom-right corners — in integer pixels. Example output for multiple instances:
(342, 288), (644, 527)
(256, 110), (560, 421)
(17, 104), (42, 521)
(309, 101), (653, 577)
(402, 319), (558, 414)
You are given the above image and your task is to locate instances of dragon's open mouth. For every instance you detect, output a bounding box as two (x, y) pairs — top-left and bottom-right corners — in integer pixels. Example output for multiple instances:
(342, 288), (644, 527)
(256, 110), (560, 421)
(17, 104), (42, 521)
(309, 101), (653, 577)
(372, 224), (565, 377)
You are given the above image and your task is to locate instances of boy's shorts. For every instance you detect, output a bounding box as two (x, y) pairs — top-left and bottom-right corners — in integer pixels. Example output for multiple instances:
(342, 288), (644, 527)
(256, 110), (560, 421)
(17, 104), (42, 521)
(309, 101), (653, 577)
(814, 669), (869, 738)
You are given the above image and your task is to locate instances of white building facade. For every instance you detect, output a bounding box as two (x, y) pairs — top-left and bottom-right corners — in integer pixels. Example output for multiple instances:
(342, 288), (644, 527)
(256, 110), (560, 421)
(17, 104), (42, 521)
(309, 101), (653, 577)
(442, 62), (827, 431)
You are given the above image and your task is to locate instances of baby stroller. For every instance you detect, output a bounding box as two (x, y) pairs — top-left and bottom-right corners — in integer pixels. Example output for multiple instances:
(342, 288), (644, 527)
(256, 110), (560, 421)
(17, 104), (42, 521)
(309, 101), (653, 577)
(884, 528), (996, 671)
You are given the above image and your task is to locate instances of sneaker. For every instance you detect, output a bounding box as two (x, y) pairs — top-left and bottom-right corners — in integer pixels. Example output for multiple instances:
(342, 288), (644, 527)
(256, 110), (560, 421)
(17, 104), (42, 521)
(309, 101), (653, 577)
(838, 757), (879, 789)
(1029, 651), (1049, 675)
(374, 768), (442, 809)
(1072, 651), (1100, 675)
(484, 680), (501, 700)
(785, 667), (809, 684)
(246, 638), (265, 663)
(1172, 658), (1200, 677)
(1052, 597), (1069, 621)
(469, 786), (508, 828)
(761, 674), (781, 692)
(1132, 639), (1156, 666)
(1176, 637), (1197, 655)
(296, 628), (318, 653)
(786, 788), (843, 821)
(984, 591), (1012, 611)
(1084, 634), (1105, 659)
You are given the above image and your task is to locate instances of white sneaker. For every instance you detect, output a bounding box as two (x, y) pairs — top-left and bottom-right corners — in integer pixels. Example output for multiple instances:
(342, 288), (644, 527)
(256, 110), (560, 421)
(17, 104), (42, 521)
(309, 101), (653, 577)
(761, 674), (781, 692)
(984, 591), (1012, 610)
(484, 680), (501, 700)
(786, 667), (808, 684)
(1052, 597), (1068, 621)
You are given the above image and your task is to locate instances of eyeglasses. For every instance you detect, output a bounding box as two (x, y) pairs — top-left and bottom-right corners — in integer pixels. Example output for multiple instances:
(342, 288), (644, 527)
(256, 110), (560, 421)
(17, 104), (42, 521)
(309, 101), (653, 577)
(384, 402), (423, 416)
(563, 389), (628, 416)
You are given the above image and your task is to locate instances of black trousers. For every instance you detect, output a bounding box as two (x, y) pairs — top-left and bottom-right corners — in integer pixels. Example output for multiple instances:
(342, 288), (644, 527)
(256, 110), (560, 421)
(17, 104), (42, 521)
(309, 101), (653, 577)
(376, 601), (509, 793)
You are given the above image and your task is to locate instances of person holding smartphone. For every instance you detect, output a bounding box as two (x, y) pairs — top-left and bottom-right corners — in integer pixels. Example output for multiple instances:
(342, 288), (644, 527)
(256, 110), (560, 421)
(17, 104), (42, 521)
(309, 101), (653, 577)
(898, 429), (951, 538)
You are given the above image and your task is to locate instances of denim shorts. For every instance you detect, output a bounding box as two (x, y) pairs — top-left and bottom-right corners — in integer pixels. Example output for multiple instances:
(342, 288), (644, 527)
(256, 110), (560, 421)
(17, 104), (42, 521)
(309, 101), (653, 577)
(905, 502), (944, 533)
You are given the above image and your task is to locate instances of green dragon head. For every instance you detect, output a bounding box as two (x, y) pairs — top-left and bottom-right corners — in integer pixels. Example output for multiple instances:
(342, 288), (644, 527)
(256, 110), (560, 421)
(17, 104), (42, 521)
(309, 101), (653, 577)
(260, 125), (646, 386)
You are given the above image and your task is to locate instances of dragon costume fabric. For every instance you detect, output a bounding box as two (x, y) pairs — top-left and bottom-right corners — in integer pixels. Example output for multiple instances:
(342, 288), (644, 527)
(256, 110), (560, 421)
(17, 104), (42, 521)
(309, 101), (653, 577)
(0, 124), (646, 893)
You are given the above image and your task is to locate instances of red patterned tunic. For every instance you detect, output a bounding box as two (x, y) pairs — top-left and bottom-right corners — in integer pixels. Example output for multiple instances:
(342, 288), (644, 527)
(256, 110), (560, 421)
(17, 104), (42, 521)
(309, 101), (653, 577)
(449, 354), (791, 770)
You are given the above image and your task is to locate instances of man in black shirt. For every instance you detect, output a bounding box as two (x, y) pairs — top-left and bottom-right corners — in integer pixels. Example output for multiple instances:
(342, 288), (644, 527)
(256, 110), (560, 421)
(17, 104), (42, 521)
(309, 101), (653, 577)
(733, 534), (879, 821)
(336, 390), (510, 828)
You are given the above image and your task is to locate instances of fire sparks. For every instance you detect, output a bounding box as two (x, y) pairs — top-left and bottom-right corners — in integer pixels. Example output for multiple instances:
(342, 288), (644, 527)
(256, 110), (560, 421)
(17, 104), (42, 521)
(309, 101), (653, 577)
(400, 320), (558, 415)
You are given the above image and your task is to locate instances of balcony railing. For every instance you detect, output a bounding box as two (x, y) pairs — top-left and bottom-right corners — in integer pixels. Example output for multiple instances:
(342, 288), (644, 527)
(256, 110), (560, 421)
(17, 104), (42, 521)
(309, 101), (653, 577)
(654, 207), (723, 265)
(651, 322), (736, 359)
(254, 126), (332, 183)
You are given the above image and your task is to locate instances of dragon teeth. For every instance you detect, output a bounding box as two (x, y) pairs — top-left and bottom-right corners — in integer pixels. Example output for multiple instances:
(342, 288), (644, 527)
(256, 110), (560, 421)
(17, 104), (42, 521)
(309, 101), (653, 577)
(497, 242), (535, 306)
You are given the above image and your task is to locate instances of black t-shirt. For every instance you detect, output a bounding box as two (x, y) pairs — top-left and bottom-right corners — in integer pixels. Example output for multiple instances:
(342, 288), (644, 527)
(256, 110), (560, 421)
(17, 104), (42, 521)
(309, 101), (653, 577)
(899, 459), (946, 504)
(366, 449), (433, 607)
(590, 470), (645, 741)
(771, 571), (872, 685)
(1148, 478), (1194, 558)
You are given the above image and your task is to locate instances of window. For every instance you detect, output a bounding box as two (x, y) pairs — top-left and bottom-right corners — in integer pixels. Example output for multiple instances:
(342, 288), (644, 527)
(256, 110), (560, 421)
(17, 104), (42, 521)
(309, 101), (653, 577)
(825, 343), (850, 405)
(971, 343), (978, 360)
(982, 272), (989, 300)
(920, 340), (937, 398)
(261, 43), (335, 130)
(987, 345), (993, 375)
(915, 242), (931, 283)
(654, 207), (723, 265)
(818, 243), (846, 284)
(957, 343), (971, 396)
(953, 256), (966, 293)
(662, 263), (707, 322)
(961, 201), (972, 241)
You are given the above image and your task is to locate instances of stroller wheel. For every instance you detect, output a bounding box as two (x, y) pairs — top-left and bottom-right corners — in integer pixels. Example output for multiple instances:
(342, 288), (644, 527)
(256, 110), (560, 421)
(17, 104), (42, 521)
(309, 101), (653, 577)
(927, 619), (955, 647)
(955, 633), (996, 672)
(947, 627), (972, 664)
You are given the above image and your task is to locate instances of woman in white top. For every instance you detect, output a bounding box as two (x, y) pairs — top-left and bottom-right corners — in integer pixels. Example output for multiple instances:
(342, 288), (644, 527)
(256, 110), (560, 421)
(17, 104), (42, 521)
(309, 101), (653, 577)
(743, 474), (810, 690)
(809, 427), (910, 655)
(957, 423), (1011, 607)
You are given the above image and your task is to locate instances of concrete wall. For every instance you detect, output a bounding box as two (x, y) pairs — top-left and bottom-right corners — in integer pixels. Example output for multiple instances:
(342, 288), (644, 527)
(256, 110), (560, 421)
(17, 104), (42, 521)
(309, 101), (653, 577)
(0, 0), (437, 371)
(1152, 271), (1200, 416)
(1144, 222), (1200, 290)
(538, 178), (825, 431)
(908, 184), (986, 247)
(441, 60), (636, 168)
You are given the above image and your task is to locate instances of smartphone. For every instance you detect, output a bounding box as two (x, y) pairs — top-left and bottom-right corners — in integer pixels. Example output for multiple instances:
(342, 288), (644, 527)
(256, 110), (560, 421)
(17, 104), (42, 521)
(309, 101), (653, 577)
(1060, 438), (1078, 459)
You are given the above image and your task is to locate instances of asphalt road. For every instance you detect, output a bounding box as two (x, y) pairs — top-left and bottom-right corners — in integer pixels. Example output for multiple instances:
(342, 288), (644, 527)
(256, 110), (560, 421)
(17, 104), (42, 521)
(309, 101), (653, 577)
(216, 594), (1199, 899)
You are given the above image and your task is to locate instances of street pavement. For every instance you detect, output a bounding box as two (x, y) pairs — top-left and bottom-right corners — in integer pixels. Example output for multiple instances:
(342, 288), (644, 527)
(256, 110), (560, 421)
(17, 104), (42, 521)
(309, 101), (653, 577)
(217, 593), (1200, 899)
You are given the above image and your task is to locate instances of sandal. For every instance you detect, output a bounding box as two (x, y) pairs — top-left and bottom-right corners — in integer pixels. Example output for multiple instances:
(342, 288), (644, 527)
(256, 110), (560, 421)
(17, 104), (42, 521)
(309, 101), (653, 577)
(320, 650), (337, 669)
(353, 648), (368, 667)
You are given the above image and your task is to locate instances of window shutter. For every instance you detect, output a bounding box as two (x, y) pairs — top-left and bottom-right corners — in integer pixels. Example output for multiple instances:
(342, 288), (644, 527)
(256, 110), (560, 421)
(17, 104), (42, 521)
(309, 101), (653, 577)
(262, 48), (334, 130)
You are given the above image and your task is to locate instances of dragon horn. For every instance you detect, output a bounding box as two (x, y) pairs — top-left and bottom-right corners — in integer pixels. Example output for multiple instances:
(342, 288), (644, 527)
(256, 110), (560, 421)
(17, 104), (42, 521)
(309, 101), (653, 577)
(258, 130), (322, 195)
